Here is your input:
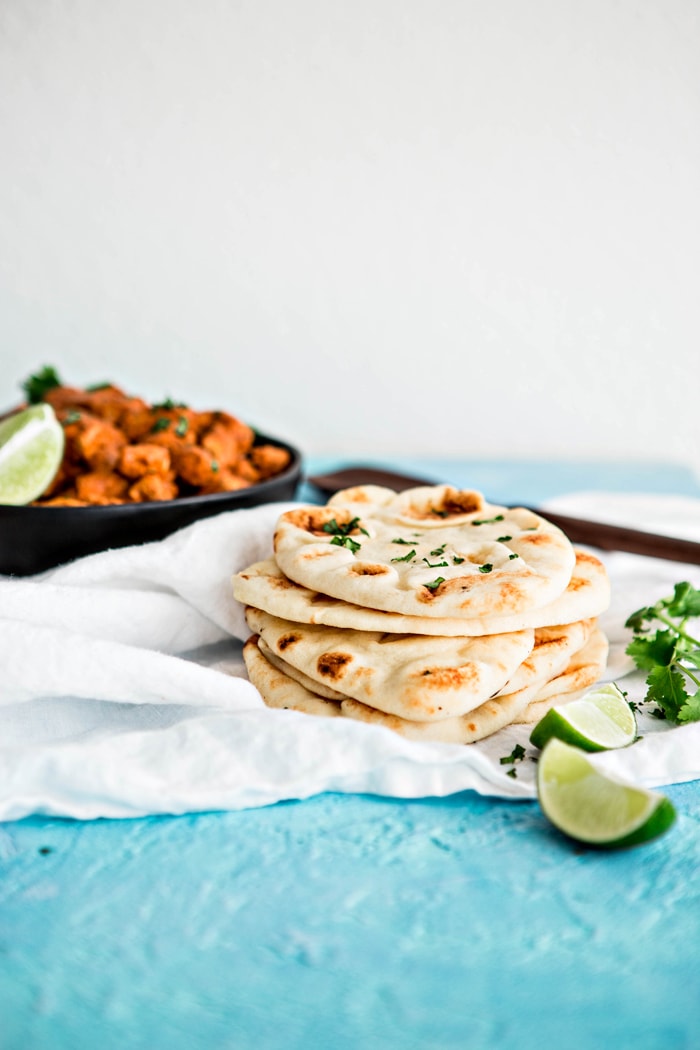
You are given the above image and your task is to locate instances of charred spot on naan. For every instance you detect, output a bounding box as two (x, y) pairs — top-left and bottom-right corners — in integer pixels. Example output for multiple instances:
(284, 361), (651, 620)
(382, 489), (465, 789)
(350, 563), (391, 576)
(317, 652), (353, 680)
(574, 550), (602, 567)
(277, 632), (300, 652)
(397, 487), (485, 521)
(265, 573), (297, 590)
(300, 548), (338, 560)
(279, 506), (363, 537)
(515, 530), (559, 548)
(417, 664), (480, 689)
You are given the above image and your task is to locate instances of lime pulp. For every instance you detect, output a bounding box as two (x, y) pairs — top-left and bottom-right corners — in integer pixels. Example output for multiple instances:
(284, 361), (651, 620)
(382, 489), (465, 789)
(0, 403), (65, 505)
(530, 682), (636, 752)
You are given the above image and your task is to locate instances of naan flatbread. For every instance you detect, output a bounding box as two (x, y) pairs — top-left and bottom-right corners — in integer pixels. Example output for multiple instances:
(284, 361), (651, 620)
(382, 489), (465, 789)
(258, 635), (347, 701)
(494, 619), (594, 696)
(515, 627), (609, 721)
(339, 687), (538, 744)
(233, 548), (609, 637)
(245, 605), (535, 721)
(256, 616), (595, 709)
(243, 628), (609, 743)
(273, 485), (576, 619)
(244, 632), (538, 742)
(243, 635), (342, 718)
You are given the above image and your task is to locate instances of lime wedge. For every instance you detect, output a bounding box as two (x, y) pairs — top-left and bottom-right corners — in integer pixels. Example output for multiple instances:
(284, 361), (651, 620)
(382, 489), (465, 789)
(529, 682), (636, 752)
(0, 403), (65, 505)
(537, 739), (676, 848)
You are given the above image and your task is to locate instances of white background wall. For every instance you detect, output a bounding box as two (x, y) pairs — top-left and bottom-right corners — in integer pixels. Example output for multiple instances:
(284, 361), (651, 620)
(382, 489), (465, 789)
(1, 1), (698, 470)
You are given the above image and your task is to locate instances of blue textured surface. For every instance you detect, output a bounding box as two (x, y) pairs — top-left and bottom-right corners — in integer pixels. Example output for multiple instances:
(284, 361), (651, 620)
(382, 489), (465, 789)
(3, 459), (700, 1050)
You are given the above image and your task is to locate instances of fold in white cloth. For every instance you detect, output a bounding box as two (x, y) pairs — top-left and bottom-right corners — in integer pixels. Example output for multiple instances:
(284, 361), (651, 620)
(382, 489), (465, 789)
(1, 493), (699, 821)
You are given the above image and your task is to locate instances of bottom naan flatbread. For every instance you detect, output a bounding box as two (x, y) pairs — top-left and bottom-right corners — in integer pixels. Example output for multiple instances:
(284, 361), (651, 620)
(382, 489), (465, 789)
(513, 628), (609, 724)
(243, 636), (342, 718)
(242, 628), (609, 744)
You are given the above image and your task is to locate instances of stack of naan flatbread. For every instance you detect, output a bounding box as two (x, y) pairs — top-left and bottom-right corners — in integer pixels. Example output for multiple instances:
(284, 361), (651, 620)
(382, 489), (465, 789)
(233, 485), (610, 744)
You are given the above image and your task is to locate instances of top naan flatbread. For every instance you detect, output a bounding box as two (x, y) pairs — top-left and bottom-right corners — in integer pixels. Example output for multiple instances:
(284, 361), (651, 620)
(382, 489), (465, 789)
(233, 549), (609, 636)
(273, 485), (576, 620)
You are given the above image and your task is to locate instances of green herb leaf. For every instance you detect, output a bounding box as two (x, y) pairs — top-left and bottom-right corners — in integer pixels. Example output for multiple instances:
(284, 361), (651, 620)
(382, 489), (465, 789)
(665, 582), (700, 620)
(452, 556), (465, 565)
(330, 535), (361, 554)
(392, 538), (417, 545)
(471, 515), (504, 526)
(423, 558), (449, 568)
(211, 459), (219, 473)
(152, 397), (188, 410)
(500, 743), (526, 765)
(626, 630), (678, 671)
(625, 605), (656, 632)
(64, 410), (82, 425)
(679, 693), (700, 724)
(645, 666), (690, 722)
(506, 768), (518, 779)
(322, 516), (368, 538)
(85, 381), (111, 392)
(497, 535), (512, 543)
(508, 553), (519, 560)
(391, 548), (416, 563)
(21, 366), (63, 403)
(430, 544), (447, 557)
(424, 577), (445, 591)
(478, 564), (493, 574)
(151, 417), (171, 433)
(175, 416), (189, 437)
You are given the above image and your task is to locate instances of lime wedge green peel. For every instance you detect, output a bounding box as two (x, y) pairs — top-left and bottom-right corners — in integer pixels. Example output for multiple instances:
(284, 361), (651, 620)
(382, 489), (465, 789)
(530, 682), (637, 752)
(0, 403), (65, 505)
(537, 739), (676, 848)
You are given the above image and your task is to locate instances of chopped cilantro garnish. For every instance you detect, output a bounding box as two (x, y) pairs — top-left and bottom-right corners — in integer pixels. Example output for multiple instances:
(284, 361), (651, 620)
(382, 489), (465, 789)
(392, 538), (417, 545)
(21, 365), (62, 403)
(175, 416), (189, 437)
(506, 768), (518, 779)
(151, 417), (171, 433)
(508, 553), (519, 560)
(330, 535), (361, 554)
(153, 397), (188, 410)
(391, 548), (416, 563)
(322, 516), (368, 538)
(424, 577), (445, 591)
(64, 410), (81, 425)
(500, 743), (526, 765)
(478, 564), (493, 574)
(471, 515), (504, 526)
(497, 535), (512, 543)
(423, 558), (448, 568)
(85, 381), (111, 392)
(211, 459), (219, 473)
(452, 556), (465, 565)
(430, 508), (449, 518)
(430, 544), (447, 557)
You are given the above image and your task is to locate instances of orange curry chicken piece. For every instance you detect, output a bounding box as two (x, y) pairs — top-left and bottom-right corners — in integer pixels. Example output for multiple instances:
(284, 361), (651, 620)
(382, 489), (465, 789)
(28, 377), (292, 506)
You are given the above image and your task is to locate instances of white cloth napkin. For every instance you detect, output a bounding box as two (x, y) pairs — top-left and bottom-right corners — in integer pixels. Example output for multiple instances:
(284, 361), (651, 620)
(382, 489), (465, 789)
(1, 493), (699, 821)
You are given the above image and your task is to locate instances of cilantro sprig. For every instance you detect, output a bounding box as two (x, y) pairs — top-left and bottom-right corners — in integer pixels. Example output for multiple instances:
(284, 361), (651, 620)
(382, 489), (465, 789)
(625, 582), (700, 724)
(21, 365), (63, 403)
